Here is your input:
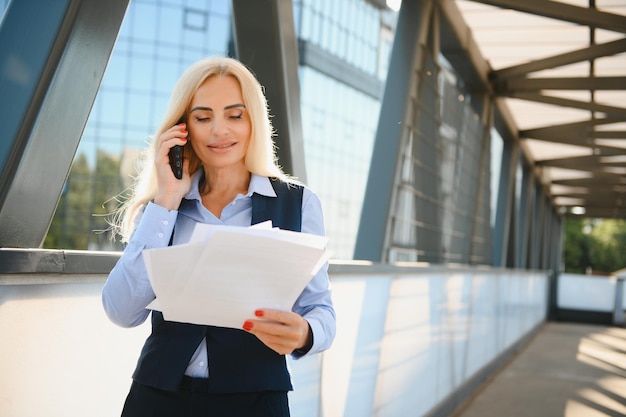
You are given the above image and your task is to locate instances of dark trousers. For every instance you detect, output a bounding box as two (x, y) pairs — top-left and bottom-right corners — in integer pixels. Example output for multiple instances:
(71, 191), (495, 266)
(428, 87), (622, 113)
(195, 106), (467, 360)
(121, 379), (290, 417)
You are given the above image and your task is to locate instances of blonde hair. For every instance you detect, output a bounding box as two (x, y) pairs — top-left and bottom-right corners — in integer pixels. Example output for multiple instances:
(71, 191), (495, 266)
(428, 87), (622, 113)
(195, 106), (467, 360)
(113, 57), (296, 242)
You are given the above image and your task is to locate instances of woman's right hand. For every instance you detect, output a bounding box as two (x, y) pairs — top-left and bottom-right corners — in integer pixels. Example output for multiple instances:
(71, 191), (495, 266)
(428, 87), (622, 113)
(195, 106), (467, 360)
(153, 123), (191, 211)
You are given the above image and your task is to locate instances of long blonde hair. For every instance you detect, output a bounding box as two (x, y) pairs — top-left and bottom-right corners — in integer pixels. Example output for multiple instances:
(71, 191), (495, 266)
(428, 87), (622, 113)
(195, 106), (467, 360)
(113, 57), (295, 242)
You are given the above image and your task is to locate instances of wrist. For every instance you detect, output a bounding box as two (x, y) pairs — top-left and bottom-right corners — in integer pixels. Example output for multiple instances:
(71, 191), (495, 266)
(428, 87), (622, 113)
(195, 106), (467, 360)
(295, 321), (314, 355)
(153, 193), (182, 211)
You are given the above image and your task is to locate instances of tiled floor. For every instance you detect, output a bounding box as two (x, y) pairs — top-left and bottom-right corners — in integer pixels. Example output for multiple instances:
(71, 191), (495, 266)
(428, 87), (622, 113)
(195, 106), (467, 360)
(455, 322), (626, 417)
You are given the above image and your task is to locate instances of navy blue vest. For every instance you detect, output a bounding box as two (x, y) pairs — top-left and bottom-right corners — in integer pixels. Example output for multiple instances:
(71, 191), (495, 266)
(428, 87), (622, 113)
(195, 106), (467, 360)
(132, 179), (303, 393)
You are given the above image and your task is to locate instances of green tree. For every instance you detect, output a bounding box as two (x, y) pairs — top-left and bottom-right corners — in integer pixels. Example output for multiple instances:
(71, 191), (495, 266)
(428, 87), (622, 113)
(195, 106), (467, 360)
(44, 149), (125, 251)
(562, 217), (591, 273)
(562, 217), (626, 274)
(44, 153), (93, 249)
(90, 149), (124, 250)
(588, 219), (626, 273)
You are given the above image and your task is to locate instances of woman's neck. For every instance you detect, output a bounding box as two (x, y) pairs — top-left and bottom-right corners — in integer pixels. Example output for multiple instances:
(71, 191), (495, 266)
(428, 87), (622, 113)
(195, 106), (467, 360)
(200, 164), (251, 197)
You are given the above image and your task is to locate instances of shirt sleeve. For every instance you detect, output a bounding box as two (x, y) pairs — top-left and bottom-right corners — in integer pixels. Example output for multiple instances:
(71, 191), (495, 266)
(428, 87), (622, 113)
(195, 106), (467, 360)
(291, 187), (336, 358)
(102, 202), (178, 328)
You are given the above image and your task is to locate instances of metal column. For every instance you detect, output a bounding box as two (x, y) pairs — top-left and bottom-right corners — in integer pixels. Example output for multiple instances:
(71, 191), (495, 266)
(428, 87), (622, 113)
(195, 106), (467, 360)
(231, 0), (307, 182)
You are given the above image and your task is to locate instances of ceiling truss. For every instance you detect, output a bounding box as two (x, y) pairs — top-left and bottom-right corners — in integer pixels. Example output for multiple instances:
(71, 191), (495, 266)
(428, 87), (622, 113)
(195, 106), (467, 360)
(466, 0), (626, 218)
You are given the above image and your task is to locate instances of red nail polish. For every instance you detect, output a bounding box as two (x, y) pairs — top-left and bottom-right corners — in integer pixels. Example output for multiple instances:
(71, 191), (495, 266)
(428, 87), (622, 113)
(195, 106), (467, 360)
(255, 310), (264, 317)
(243, 321), (253, 331)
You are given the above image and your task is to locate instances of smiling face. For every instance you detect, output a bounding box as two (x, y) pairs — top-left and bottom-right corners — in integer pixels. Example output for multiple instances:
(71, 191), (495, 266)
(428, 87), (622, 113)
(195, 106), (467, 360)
(187, 75), (252, 172)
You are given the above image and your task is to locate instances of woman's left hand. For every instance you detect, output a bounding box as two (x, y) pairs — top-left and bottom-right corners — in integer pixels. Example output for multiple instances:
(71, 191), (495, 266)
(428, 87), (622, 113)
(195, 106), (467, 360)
(242, 309), (312, 355)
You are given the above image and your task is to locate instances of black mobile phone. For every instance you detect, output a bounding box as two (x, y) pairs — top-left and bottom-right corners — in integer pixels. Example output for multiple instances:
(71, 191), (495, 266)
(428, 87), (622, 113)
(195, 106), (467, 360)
(169, 145), (183, 179)
(168, 119), (185, 179)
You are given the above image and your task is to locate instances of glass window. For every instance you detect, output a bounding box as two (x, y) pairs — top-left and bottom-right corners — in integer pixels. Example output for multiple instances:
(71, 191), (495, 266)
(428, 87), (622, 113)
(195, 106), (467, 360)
(299, 0), (388, 78)
(378, 24), (394, 80)
(0, 0), (9, 19)
(132, 2), (159, 41)
(387, 53), (492, 264)
(128, 56), (155, 92)
(209, 0), (230, 16)
(1, 0), (9, 20)
(300, 67), (380, 259)
(184, 8), (208, 31)
(44, 0), (233, 250)
(44, 0), (388, 254)
(207, 14), (230, 52)
(157, 5), (184, 45)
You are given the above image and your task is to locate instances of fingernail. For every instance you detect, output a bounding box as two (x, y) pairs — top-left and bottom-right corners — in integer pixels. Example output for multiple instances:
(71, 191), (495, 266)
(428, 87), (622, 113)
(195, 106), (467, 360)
(243, 321), (253, 331)
(255, 310), (264, 317)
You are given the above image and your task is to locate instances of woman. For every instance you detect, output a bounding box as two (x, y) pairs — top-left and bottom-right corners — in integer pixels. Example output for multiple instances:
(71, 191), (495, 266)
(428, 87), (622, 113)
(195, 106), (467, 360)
(103, 56), (335, 417)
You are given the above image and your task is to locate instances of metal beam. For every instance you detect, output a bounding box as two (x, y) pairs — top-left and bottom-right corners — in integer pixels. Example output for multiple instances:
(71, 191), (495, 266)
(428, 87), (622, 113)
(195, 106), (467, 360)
(537, 160), (598, 171)
(502, 76), (626, 92)
(298, 40), (383, 100)
(554, 193), (626, 202)
(471, 0), (626, 34)
(592, 131), (626, 139)
(520, 117), (624, 138)
(438, 0), (492, 91)
(553, 177), (626, 186)
(553, 184), (625, 194)
(523, 137), (626, 154)
(0, 0), (74, 223)
(536, 154), (619, 169)
(231, 0), (307, 182)
(493, 140), (519, 267)
(509, 92), (626, 118)
(492, 38), (626, 79)
(0, 0), (130, 248)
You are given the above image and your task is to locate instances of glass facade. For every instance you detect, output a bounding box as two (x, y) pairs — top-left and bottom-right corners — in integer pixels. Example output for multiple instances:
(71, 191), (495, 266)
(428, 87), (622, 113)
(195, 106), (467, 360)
(44, 0), (395, 259)
(299, 67), (380, 258)
(296, 0), (382, 79)
(44, 0), (234, 250)
(294, 0), (392, 258)
(387, 50), (493, 265)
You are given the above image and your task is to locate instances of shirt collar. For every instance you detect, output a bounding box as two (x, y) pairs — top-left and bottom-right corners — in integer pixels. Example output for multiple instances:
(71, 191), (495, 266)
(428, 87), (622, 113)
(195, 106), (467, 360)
(249, 174), (276, 198)
(184, 170), (276, 201)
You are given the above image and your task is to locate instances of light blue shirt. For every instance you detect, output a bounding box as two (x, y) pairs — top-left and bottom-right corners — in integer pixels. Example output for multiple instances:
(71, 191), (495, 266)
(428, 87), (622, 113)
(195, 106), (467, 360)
(102, 173), (336, 378)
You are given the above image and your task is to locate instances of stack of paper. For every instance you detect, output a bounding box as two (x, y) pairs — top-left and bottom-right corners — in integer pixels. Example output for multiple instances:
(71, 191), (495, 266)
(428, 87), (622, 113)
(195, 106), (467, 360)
(143, 222), (329, 329)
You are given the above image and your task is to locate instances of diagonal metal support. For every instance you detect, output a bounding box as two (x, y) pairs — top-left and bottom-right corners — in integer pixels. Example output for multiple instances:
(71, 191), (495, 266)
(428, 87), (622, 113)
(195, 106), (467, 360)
(520, 116), (625, 138)
(492, 38), (626, 80)
(355, 0), (435, 262)
(536, 154), (618, 170)
(0, 0), (130, 248)
(500, 76), (626, 92)
(509, 92), (626, 118)
(471, 0), (626, 34)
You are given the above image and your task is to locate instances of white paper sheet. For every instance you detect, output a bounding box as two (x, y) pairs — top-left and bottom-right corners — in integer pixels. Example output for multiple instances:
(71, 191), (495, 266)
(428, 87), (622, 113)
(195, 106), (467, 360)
(143, 224), (329, 329)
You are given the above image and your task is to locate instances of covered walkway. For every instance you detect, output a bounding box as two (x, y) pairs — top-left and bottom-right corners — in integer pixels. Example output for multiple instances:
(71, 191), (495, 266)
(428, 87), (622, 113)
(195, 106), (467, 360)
(455, 322), (626, 417)
(1, 1), (625, 416)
